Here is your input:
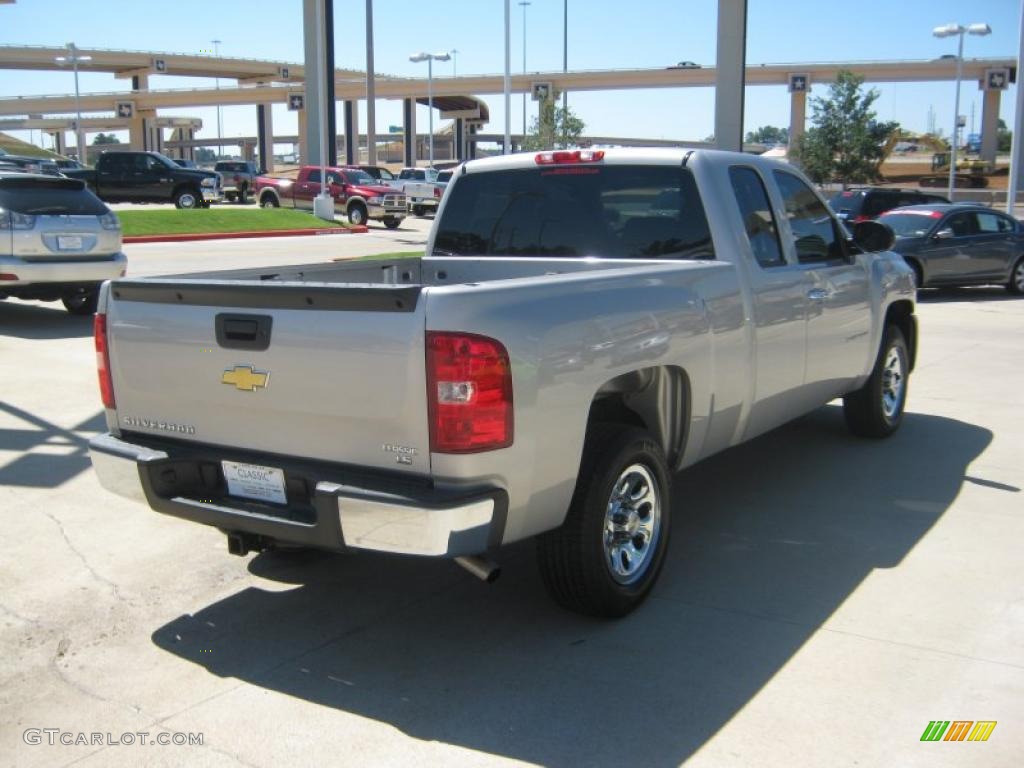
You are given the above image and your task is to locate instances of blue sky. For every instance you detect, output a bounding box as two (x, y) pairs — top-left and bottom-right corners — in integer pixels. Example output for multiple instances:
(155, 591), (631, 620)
(0, 0), (1020, 152)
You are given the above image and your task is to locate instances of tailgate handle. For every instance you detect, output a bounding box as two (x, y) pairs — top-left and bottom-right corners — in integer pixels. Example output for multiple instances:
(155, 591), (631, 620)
(215, 313), (273, 351)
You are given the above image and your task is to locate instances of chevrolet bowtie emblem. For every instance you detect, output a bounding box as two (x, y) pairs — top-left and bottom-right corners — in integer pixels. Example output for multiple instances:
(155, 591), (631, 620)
(221, 365), (269, 392)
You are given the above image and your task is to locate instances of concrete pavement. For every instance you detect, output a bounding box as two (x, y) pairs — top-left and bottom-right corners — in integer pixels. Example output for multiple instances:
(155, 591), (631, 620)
(0, 242), (1022, 766)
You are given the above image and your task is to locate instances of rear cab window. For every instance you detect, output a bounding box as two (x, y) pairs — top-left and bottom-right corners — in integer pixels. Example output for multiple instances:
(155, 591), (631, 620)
(434, 164), (714, 260)
(0, 177), (108, 215)
(728, 166), (785, 268)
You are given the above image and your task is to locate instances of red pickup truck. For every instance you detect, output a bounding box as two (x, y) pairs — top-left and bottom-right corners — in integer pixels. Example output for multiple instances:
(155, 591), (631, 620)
(255, 166), (407, 228)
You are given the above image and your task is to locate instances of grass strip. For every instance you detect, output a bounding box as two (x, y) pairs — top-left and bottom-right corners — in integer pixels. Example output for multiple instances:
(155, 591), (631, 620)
(117, 208), (346, 237)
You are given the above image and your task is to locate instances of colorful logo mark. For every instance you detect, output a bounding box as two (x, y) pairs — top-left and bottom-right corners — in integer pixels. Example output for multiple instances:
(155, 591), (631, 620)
(920, 721), (997, 742)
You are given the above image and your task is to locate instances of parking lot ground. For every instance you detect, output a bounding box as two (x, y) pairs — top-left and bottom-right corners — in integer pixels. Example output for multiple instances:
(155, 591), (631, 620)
(1, 251), (1022, 765)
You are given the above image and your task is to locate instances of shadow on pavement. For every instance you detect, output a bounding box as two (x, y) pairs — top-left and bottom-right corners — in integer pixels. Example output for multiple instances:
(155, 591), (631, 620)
(0, 402), (104, 488)
(917, 286), (1019, 303)
(0, 300), (94, 339)
(152, 406), (990, 766)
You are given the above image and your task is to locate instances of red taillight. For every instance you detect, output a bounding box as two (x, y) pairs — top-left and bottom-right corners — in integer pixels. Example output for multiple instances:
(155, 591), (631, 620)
(426, 332), (513, 453)
(94, 313), (116, 409)
(853, 215), (871, 223)
(534, 149), (605, 165)
(0, 273), (19, 281)
(434, 186), (442, 198)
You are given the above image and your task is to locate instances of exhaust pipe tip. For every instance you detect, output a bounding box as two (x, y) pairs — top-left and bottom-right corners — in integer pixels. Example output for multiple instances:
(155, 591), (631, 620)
(455, 555), (501, 583)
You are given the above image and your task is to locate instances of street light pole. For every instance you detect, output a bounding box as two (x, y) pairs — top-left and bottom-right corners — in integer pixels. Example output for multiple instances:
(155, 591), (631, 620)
(563, 0), (568, 116)
(212, 39), (223, 160)
(933, 22), (991, 200)
(519, 1), (531, 143)
(504, 0), (511, 154)
(450, 49), (459, 78)
(410, 52), (451, 168)
(55, 43), (91, 164)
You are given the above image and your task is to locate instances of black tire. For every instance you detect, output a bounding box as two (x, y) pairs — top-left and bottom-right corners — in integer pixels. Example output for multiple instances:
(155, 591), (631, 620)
(1008, 256), (1024, 295)
(412, 204), (425, 217)
(843, 325), (909, 438)
(260, 194), (279, 209)
(537, 426), (671, 618)
(225, 192), (237, 203)
(237, 184), (250, 204)
(173, 188), (201, 209)
(383, 217), (401, 230)
(62, 286), (99, 316)
(348, 203), (368, 226)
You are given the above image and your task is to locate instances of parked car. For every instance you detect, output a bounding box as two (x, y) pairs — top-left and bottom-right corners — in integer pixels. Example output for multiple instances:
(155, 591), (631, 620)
(63, 151), (222, 208)
(878, 203), (1024, 293)
(2, 155), (62, 176)
(214, 160), (260, 203)
(828, 187), (949, 223)
(88, 148), (916, 617)
(391, 167), (445, 216)
(172, 158), (198, 169)
(0, 172), (126, 314)
(668, 61), (701, 69)
(55, 158), (84, 171)
(255, 165), (407, 227)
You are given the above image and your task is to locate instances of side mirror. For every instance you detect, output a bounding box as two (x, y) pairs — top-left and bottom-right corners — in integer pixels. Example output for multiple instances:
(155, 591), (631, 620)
(932, 228), (955, 240)
(851, 220), (895, 253)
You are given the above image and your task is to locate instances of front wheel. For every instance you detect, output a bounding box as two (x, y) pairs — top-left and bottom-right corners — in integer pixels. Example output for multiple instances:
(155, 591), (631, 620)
(383, 217), (401, 230)
(537, 426), (671, 618)
(62, 286), (99, 316)
(843, 325), (909, 438)
(348, 203), (368, 226)
(1008, 256), (1024, 295)
(260, 194), (279, 209)
(174, 188), (200, 209)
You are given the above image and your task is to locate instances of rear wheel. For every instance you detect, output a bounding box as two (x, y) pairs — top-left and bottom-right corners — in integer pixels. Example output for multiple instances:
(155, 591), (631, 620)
(62, 286), (99, 316)
(1008, 256), (1024, 295)
(537, 426), (671, 618)
(843, 325), (909, 438)
(412, 204), (425, 217)
(174, 188), (200, 209)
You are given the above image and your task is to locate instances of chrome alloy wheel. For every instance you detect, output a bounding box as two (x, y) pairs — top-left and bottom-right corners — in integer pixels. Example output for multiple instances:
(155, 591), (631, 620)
(881, 346), (905, 420)
(1014, 260), (1024, 293)
(603, 463), (661, 585)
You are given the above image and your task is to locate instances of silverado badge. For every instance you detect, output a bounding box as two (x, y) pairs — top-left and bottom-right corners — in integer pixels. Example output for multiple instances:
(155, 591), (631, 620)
(221, 365), (269, 392)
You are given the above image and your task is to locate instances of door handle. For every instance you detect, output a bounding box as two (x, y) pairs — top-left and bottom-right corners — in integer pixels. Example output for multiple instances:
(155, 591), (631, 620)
(807, 288), (832, 301)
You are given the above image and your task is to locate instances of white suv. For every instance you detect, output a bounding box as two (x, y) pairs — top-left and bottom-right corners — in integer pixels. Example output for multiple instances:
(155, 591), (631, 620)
(0, 172), (126, 315)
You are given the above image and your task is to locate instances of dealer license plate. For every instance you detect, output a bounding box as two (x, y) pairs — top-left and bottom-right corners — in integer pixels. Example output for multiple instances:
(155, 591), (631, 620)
(222, 461), (287, 505)
(57, 235), (83, 250)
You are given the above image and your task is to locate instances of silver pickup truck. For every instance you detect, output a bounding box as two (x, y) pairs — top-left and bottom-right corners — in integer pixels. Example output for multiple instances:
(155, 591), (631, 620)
(89, 148), (916, 617)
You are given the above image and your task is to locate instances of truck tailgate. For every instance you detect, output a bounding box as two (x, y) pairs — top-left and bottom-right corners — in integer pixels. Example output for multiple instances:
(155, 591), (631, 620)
(104, 280), (430, 475)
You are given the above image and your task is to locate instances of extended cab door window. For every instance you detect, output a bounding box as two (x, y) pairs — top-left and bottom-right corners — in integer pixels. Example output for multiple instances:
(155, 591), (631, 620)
(728, 166), (785, 267)
(773, 171), (847, 264)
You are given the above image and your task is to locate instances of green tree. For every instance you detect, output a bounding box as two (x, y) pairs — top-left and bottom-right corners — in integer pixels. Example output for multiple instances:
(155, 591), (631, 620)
(92, 132), (121, 145)
(997, 119), (1012, 153)
(523, 97), (585, 151)
(745, 125), (788, 145)
(793, 70), (899, 185)
(195, 147), (216, 162)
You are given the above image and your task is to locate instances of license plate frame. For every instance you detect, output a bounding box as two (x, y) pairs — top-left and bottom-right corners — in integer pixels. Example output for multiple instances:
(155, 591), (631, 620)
(221, 460), (287, 505)
(57, 235), (84, 250)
